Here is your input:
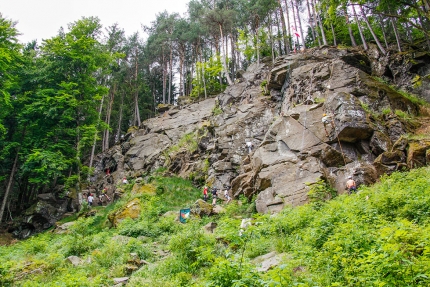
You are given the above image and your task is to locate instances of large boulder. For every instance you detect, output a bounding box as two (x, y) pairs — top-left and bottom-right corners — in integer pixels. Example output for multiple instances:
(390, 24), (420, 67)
(108, 198), (141, 227)
(190, 199), (213, 217)
(407, 140), (430, 168)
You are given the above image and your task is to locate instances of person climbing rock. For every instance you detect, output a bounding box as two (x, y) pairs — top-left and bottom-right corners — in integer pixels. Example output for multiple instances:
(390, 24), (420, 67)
(246, 141), (254, 153)
(203, 186), (208, 201)
(122, 177), (128, 184)
(346, 176), (357, 194)
(87, 193), (94, 207)
(99, 187), (111, 203)
(322, 113), (335, 136)
(224, 187), (232, 204)
(211, 187), (218, 206)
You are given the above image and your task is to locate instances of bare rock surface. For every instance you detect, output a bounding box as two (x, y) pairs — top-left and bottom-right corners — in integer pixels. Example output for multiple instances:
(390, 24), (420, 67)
(64, 46), (429, 223)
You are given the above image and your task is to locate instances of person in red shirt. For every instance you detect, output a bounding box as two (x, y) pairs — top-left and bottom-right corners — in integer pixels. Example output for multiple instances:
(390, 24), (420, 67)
(203, 186), (208, 201)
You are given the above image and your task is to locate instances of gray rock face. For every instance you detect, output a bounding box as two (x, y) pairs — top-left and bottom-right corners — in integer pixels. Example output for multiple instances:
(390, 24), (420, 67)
(89, 46), (423, 215)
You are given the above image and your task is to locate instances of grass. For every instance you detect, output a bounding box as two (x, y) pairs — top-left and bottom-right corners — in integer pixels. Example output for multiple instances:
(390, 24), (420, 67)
(1, 167), (430, 286)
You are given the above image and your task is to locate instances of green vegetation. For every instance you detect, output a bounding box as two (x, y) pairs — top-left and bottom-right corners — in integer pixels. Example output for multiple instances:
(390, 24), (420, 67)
(1, 167), (430, 286)
(190, 56), (227, 99)
(397, 89), (427, 107)
(212, 100), (223, 116)
(307, 180), (337, 205)
(164, 132), (199, 162)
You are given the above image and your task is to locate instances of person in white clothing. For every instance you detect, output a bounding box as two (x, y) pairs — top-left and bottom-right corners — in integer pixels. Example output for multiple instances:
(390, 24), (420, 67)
(245, 141), (254, 153)
(224, 188), (231, 204)
(87, 194), (94, 207)
(322, 113), (335, 136)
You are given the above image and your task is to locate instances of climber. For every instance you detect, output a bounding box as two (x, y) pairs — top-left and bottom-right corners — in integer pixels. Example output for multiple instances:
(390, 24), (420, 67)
(203, 186), (208, 201)
(87, 193), (94, 207)
(99, 187), (111, 203)
(346, 176), (357, 194)
(122, 177), (128, 184)
(246, 141), (254, 153)
(211, 187), (218, 206)
(224, 187), (232, 204)
(322, 113), (335, 136)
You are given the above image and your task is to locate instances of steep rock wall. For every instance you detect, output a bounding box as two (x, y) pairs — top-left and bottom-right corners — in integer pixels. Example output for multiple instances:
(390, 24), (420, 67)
(81, 47), (430, 215)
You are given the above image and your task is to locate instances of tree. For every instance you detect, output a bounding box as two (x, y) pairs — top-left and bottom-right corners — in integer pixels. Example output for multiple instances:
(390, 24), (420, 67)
(204, 8), (235, 85)
(0, 14), (22, 223)
(0, 14), (21, 142)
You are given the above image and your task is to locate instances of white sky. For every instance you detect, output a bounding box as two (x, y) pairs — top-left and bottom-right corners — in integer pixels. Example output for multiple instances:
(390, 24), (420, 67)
(1, 0), (190, 44)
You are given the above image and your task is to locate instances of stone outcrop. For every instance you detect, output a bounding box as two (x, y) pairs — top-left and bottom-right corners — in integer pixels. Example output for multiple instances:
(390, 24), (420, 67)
(108, 198), (141, 227)
(80, 46), (430, 216)
(13, 46), (430, 240)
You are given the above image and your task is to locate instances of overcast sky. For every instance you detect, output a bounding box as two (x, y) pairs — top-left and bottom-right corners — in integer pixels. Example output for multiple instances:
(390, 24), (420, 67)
(1, 0), (190, 44)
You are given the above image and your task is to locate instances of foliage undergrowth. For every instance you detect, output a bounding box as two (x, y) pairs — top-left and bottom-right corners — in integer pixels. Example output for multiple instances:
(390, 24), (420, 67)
(1, 167), (430, 286)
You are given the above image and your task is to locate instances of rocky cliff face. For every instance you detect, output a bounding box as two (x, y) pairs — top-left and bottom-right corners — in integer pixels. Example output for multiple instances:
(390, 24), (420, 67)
(14, 45), (430, 238)
(91, 45), (430, 215)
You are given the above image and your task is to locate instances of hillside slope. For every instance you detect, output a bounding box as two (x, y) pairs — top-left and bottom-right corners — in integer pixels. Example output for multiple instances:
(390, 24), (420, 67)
(6, 45), (430, 241)
(1, 166), (430, 286)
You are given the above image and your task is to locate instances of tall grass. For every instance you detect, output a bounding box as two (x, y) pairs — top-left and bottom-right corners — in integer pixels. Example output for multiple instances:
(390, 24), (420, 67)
(1, 168), (430, 286)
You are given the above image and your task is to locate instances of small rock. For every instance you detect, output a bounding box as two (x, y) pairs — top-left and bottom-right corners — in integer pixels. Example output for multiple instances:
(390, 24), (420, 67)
(113, 277), (129, 284)
(112, 235), (132, 244)
(53, 222), (75, 234)
(66, 256), (82, 266)
(126, 264), (139, 274)
(252, 252), (288, 272)
(212, 205), (226, 214)
(203, 222), (218, 233)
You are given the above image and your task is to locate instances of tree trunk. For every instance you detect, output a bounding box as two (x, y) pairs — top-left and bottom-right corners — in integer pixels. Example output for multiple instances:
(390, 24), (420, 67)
(311, 0), (321, 46)
(115, 93), (124, 142)
(179, 45), (184, 97)
(201, 54), (207, 99)
(330, 22), (337, 46)
(290, 0), (300, 50)
(219, 24), (233, 85)
(358, 4), (386, 54)
(344, 6), (357, 46)
(168, 39), (173, 104)
(278, 0), (290, 54)
(275, 10), (283, 55)
(405, 21), (413, 43)
(377, 14), (389, 49)
(134, 54), (141, 126)
(230, 33), (236, 80)
(89, 94), (105, 172)
(256, 26), (260, 64)
(283, 0), (292, 52)
(162, 49), (167, 104)
(390, 11), (402, 52)
(352, 4), (368, 50)
(314, 0), (327, 45)
(293, 0), (306, 50)
(104, 82), (116, 150)
(269, 14), (275, 63)
(0, 147), (20, 223)
(305, 0), (316, 43)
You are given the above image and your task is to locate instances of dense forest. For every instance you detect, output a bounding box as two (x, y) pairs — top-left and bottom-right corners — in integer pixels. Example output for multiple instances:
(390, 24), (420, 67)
(1, 0), (429, 223)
